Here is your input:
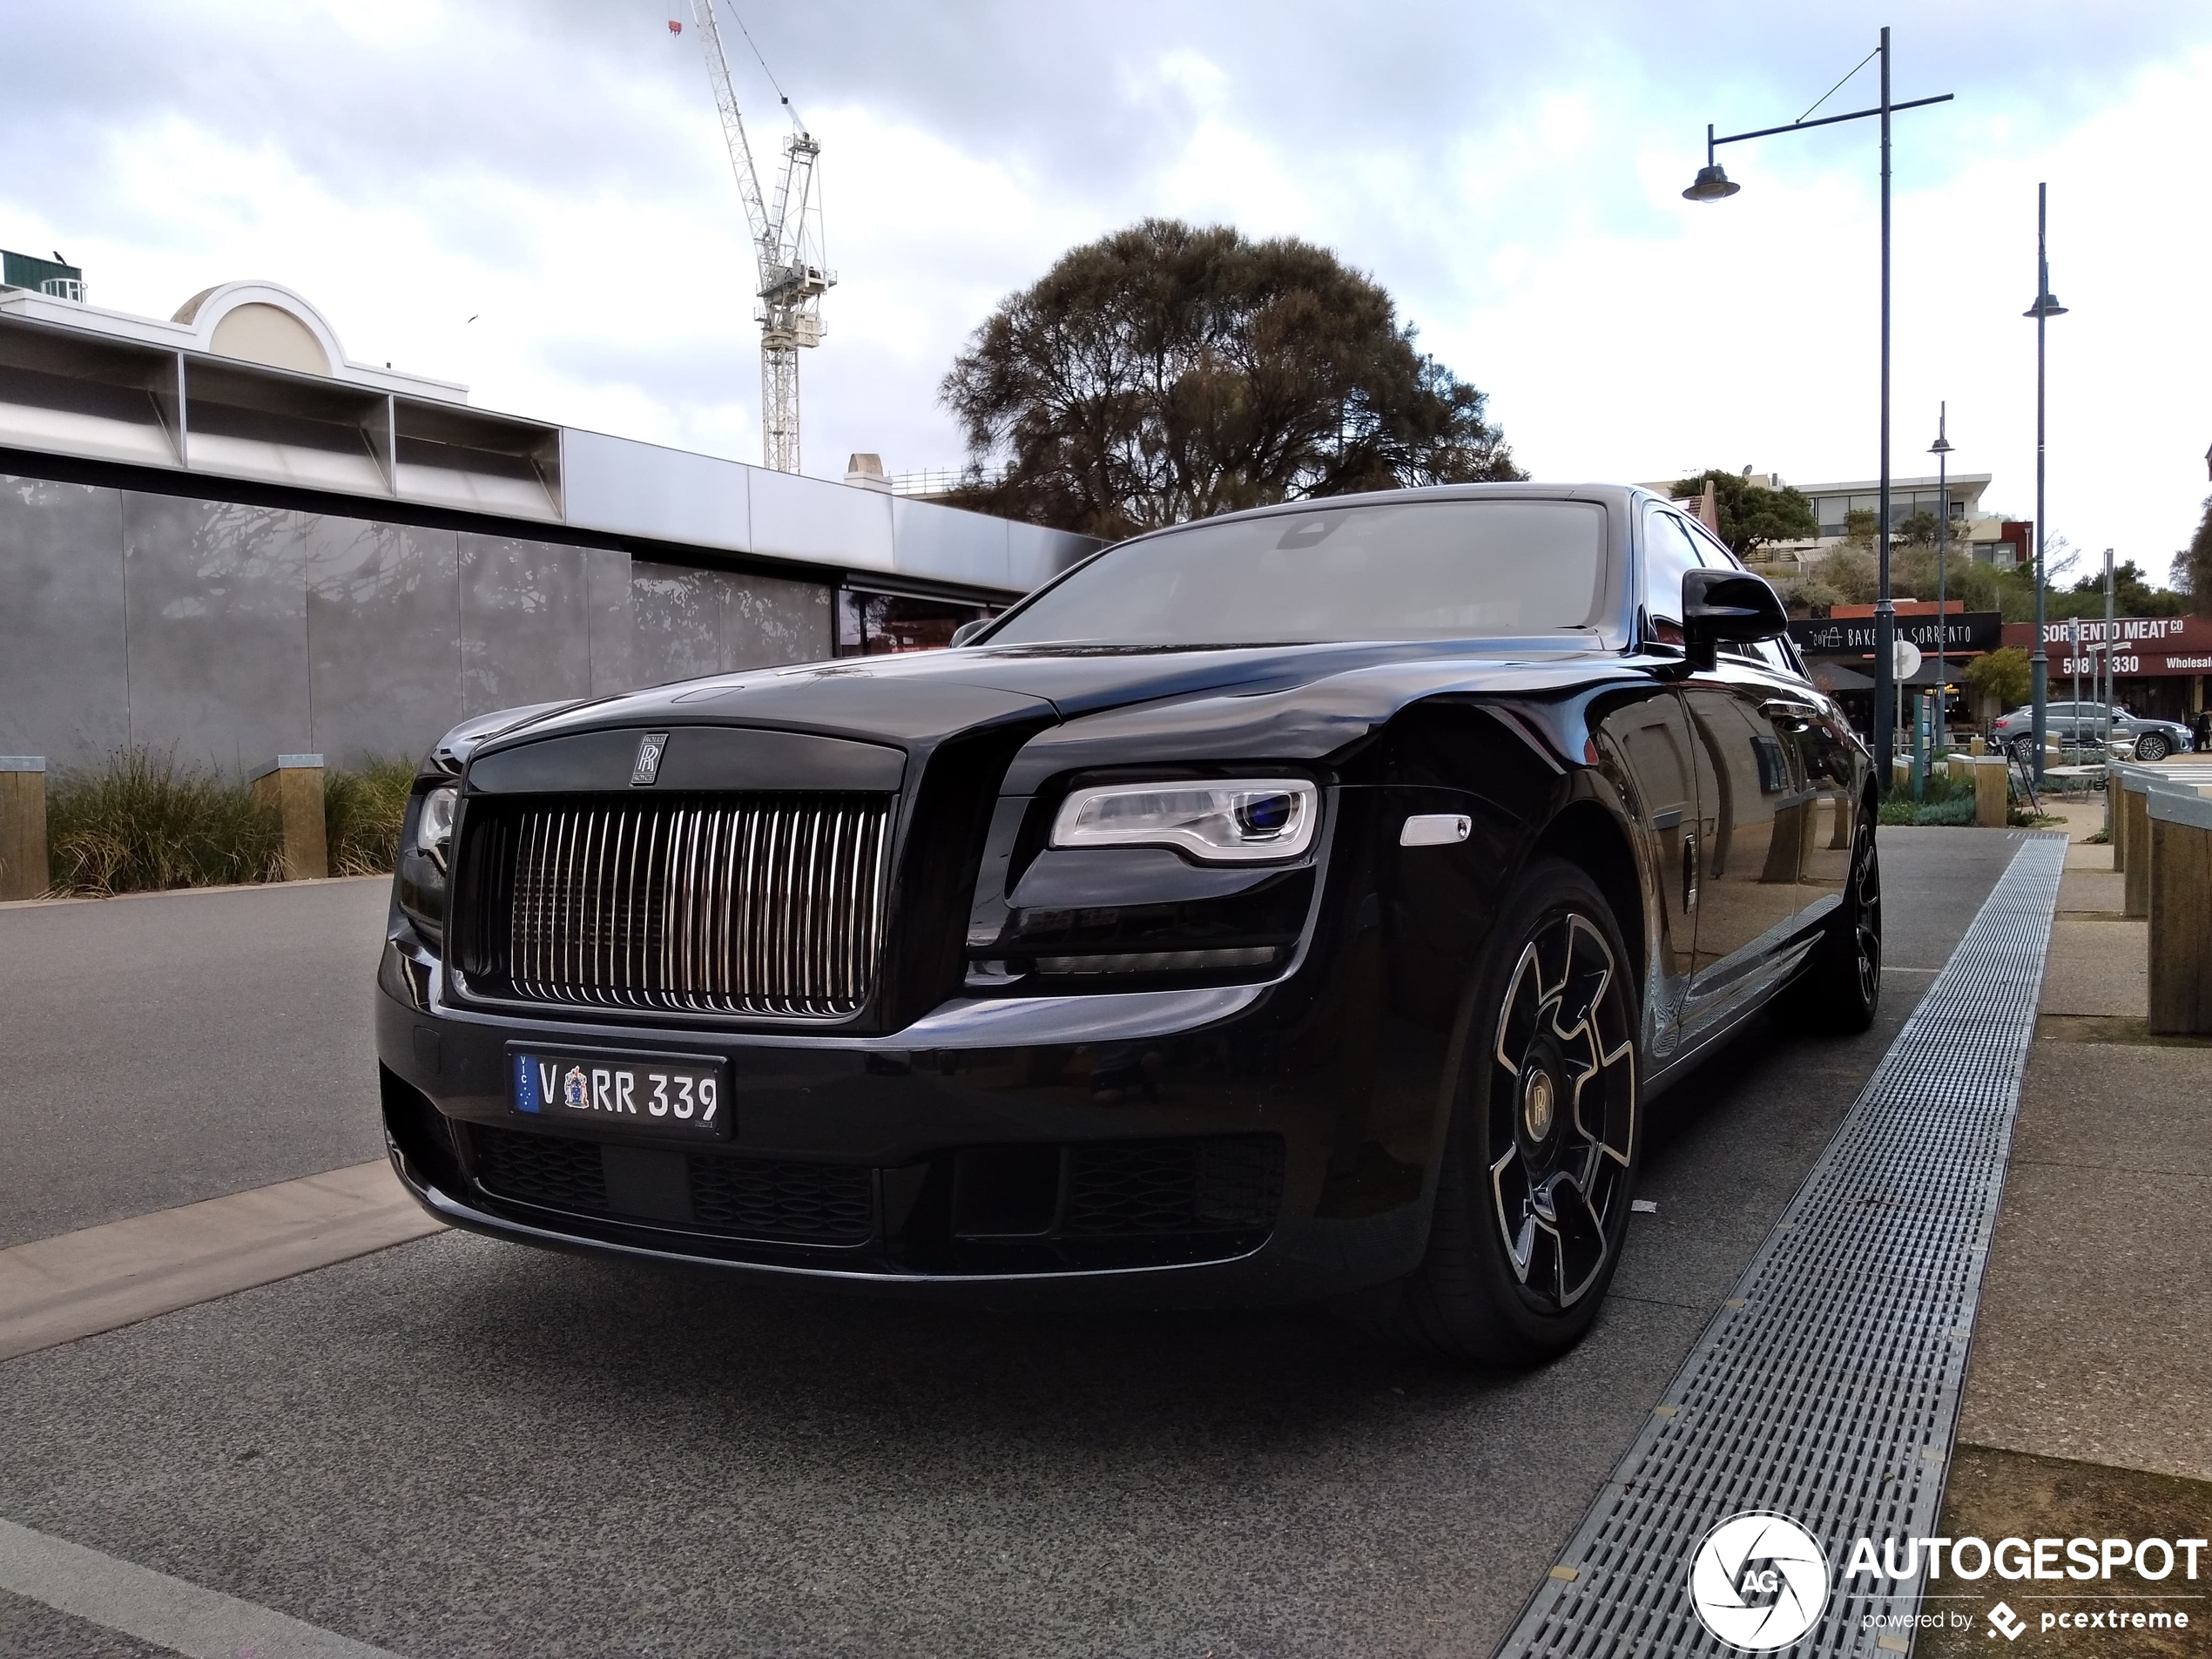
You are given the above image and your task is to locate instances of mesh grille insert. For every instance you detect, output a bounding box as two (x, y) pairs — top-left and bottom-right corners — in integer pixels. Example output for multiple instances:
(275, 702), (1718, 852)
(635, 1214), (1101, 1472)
(1496, 833), (2067, 1657)
(472, 1124), (607, 1213)
(469, 1125), (875, 1246)
(1063, 1136), (1284, 1236)
(689, 1155), (873, 1243)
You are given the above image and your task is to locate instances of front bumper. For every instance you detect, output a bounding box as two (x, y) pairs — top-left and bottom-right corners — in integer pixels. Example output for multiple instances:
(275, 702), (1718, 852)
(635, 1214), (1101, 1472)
(376, 937), (1444, 1306)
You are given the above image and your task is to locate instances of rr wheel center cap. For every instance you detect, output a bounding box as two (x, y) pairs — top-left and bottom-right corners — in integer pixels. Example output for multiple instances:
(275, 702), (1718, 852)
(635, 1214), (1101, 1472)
(1522, 1067), (1557, 1143)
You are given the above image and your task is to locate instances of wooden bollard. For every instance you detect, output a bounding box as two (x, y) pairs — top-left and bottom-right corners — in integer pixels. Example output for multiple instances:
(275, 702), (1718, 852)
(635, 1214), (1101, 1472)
(2148, 785), (2212, 1035)
(2121, 772), (2155, 918)
(0, 757), (46, 901)
(250, 755), (328, 880)
(1973, 757), (2008, 828)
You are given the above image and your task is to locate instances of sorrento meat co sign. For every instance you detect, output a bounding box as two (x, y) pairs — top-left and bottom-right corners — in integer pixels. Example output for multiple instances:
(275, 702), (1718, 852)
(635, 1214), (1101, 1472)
(2002, 616), (2212, 678)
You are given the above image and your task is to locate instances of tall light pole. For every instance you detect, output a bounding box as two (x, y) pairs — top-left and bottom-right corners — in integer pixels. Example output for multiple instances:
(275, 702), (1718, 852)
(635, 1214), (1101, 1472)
(1685, 28), (1952, 790)
(1930, 403), (1952, 747)
(2024, 182), (2067, 777)
(2102, 547), (2115, 746)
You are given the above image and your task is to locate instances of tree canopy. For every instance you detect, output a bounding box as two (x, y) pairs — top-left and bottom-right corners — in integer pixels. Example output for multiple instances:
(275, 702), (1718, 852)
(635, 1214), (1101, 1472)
(1667, 470), (1819, 560)
(939, 219), (1521, 539)
(1966, 645), (2030, 712)
(2179, 496), (2212, 619)
(2043, 558), (2185, 621)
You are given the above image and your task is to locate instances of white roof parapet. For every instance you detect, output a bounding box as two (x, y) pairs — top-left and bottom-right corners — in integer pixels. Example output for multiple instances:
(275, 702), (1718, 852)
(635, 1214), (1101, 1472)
(0, 279), (466, 402)
(0, 296), (1099, 597)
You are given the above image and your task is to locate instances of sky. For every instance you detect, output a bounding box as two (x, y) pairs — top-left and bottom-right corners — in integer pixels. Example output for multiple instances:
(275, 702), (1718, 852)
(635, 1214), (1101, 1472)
(4, 1), (2209, 585)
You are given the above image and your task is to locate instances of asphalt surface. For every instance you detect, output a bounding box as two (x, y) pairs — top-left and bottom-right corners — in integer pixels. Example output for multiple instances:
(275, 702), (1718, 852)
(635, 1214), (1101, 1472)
(0, 877), (390, 1250)
(0, 830), (2022, 1658)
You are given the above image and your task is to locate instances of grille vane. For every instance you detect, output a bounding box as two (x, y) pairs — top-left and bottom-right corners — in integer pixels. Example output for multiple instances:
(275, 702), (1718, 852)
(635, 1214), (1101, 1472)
(480, 794), (894, 1019)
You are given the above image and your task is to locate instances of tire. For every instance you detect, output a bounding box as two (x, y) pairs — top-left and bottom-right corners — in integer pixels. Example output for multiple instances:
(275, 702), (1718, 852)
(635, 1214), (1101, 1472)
(1771, 810), (1881, 1035)
(2135, 732), (2170, 762)
(1367, 858), (1642, 1367)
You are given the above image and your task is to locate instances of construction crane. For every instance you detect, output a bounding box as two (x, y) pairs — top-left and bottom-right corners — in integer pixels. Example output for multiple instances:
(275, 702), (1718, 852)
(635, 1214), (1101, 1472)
(683, 0), (832, 473)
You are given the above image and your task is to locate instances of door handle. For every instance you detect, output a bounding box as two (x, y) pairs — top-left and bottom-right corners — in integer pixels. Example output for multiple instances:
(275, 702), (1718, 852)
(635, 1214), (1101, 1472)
(1682, 832), (1698, 914)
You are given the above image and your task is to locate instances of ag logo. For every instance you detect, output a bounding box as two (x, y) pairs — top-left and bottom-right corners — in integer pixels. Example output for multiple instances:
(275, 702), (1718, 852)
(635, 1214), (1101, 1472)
(631, 731), (669, 786)
(1688, 1511), (1830, 1650)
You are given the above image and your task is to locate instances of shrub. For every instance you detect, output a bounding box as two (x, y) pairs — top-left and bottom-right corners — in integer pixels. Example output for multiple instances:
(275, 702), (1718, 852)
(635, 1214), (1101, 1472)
(325, 757), (415, 876)
(1877, 767), (1979, 826)
(46, 749), (283, 895)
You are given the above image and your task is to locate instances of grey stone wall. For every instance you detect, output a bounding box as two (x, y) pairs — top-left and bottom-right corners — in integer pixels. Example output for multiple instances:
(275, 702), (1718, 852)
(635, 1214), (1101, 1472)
(0, 473), (836, 774)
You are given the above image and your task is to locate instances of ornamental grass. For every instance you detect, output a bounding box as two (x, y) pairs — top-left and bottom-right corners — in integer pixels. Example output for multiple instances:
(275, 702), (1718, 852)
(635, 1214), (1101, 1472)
(44, 749), (283, 895)
(323, 757), (415, 877)
(44, 748), (415, 895)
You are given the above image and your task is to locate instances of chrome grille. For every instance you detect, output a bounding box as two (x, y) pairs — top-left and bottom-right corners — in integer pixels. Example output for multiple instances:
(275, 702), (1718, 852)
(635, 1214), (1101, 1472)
(487, 794), (894, 1018)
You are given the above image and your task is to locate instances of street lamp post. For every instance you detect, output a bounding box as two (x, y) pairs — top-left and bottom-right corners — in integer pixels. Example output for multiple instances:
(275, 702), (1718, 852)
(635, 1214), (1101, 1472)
(2102, 547), (2115, 747)
(2024, 182), (2067, 779)
(1685, 29), (1952, 790)
(1930, 404), (1952, 749)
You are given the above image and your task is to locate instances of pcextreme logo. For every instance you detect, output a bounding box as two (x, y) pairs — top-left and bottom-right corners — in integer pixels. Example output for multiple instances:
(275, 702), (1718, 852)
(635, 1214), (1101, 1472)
(1689, 1512), (1831, 1650)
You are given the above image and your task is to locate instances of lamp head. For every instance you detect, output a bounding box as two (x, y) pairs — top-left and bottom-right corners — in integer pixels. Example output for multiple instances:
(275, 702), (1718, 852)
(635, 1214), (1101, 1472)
(1683, 164), (1741, 202)
(2023, 291), (2067, 319)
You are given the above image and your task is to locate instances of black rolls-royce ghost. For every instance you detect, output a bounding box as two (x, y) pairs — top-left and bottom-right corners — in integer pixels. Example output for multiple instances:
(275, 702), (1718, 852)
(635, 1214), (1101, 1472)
(376, 482), (1878, 1364)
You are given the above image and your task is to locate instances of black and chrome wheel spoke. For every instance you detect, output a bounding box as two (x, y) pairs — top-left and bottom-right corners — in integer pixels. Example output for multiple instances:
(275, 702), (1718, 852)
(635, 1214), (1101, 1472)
(1487, 909), (1637, 1312)
(1854, 833), (1883, 1002)
(1542, 1173), (1608, 1305)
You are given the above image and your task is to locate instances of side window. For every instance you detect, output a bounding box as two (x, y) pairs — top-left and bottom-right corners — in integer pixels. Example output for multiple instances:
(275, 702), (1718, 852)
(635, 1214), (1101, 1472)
(1642, 509), (1705, 644)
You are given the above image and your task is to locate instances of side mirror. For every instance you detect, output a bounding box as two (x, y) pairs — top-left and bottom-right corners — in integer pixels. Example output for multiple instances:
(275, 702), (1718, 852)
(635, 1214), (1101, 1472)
(1682, 568), (1789, 670)
(949, 617), (992, 647)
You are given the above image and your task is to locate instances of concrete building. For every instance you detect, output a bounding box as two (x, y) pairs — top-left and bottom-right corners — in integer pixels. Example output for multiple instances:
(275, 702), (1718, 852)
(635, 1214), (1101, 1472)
(1643, 469), (2014, 577)
(0, 263), (1095, 774)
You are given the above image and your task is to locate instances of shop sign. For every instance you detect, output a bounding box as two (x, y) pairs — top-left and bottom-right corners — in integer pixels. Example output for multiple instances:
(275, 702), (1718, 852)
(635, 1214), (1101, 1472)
(1791, 611), (2001, 655)
(2000, 615), (2212, 678)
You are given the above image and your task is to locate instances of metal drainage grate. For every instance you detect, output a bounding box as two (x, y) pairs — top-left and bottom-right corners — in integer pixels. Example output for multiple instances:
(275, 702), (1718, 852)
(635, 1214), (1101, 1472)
(1496, 833), (2068, 1658)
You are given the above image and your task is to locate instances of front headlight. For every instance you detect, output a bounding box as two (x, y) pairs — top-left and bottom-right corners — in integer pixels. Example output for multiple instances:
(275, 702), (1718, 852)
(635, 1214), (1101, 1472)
(395, 784), (459, 945)
(414, 785), (458, 867)
(1051, 779), (1317, 863)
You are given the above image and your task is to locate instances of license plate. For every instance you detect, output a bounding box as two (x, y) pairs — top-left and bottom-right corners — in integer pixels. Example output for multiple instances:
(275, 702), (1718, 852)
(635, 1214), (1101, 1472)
(510, 1049), (730, 1140)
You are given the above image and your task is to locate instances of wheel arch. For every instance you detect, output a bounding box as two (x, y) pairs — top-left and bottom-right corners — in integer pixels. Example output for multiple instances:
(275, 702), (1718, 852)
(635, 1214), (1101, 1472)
(1527, 799), (1645, 1003)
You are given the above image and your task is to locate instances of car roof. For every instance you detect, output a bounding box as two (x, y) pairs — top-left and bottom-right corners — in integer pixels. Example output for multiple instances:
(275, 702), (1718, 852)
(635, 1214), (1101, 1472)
(1119, 482), (1658, 536)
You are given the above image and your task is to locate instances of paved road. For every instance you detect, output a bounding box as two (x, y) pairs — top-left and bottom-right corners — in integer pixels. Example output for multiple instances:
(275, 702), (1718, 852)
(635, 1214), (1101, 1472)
(0, 878), (390, 1250)
(0, 833), (2021, 1657)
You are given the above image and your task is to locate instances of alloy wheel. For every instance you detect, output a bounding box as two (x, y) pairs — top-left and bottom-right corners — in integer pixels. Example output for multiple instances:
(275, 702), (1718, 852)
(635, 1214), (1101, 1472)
(1486, 912), (1636, 1311)
(1851, 823), (1882, 1009)
(2137, 733), (2169, 762)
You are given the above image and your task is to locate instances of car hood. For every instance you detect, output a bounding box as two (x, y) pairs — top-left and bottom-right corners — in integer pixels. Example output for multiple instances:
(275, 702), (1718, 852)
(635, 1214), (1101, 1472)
(466, 637), (1633, 761)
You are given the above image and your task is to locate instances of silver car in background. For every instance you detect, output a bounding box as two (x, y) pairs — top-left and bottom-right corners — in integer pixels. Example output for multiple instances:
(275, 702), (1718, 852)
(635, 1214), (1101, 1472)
(1992, 701), (2194, 761)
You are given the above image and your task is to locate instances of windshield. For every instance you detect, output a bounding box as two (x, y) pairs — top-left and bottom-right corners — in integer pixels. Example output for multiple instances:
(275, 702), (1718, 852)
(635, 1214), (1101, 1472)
(987, 498), (1609, 648)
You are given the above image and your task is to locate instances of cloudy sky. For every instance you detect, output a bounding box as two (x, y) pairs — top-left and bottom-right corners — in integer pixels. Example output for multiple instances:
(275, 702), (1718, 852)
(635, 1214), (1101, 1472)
(6, 1), (2209, 581)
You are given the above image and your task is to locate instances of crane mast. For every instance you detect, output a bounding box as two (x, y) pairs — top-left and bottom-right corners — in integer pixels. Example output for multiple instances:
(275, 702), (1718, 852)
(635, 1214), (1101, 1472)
(688, 0), (831, 474)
